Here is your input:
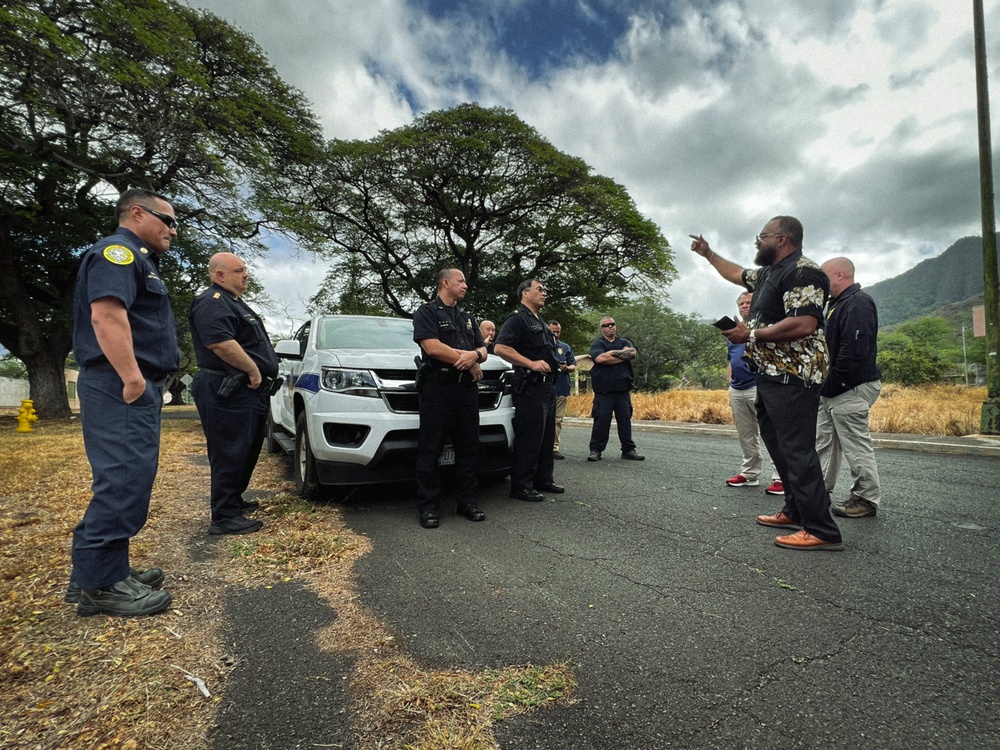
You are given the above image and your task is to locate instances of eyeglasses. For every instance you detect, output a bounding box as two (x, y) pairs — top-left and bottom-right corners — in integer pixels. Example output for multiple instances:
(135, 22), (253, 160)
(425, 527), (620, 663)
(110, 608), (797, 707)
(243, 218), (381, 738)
(138, 205), (178, 229)
(601, 322), (616, 328)
(755, 232), (784, 242)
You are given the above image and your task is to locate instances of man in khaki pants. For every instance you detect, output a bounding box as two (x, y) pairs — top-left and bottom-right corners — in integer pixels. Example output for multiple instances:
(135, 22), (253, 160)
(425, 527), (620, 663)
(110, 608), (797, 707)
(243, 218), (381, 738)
(548, 320), (576, 460)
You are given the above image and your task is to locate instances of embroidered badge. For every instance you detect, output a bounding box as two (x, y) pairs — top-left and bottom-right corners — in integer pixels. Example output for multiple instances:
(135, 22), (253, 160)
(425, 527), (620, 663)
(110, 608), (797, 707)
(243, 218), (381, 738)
(103, 245), (134, 265)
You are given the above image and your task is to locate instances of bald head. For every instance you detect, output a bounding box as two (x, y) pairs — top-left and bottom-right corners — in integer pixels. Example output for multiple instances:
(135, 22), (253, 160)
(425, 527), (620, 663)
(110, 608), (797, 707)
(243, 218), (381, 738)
(822, 257), (855, 298)
(209, 252), (249, 297)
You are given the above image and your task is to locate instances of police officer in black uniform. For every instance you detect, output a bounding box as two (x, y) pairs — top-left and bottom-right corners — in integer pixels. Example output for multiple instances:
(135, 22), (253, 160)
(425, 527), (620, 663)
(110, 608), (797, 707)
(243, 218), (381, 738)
(412, 268), (489, 529)
(190, 252), (280, 535)
(69, 188), (179, 617)
(494, 279), (564, 502)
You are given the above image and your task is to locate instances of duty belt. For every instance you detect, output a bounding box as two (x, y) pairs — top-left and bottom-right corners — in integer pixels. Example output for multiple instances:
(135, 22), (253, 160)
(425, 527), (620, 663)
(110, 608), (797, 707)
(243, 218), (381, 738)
(432, 366), (475, 384)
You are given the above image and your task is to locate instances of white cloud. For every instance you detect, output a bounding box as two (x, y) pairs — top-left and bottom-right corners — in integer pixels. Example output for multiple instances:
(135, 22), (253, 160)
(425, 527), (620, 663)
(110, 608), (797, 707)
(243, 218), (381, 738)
(189, 0), (1000, 322)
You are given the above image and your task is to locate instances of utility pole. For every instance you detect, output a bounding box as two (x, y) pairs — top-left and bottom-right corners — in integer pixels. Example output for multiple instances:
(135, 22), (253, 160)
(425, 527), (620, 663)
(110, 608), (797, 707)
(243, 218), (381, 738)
(973, 0), (1000, 434)
(963, 325), (970, 386)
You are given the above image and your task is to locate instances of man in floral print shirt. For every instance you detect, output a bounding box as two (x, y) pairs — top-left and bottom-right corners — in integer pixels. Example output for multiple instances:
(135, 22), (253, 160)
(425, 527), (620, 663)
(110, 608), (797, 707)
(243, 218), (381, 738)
(690, 216), (843, 551)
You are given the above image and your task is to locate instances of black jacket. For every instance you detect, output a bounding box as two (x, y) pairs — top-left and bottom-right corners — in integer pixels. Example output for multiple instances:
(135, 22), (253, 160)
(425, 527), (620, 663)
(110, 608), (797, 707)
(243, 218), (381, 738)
(821, 283), (881, 397)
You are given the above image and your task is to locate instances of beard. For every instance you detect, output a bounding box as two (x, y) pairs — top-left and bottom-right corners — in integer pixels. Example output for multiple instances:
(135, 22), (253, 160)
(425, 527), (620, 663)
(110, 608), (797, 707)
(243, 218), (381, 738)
(754, 243), (776, 266)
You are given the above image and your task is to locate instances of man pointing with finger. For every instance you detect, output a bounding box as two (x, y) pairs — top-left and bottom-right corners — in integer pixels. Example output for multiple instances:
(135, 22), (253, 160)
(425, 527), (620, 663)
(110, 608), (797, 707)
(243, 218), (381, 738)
(690, 216), (843, 551)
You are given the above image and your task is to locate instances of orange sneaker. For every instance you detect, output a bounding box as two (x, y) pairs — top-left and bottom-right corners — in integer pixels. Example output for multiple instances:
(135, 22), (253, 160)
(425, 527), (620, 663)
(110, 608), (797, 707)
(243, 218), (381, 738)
(774, 529), (844, 551)
(756, 511), (799, 529)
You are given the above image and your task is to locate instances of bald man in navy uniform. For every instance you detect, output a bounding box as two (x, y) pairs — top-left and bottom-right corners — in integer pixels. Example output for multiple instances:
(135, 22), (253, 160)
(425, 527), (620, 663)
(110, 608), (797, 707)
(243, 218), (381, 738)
(190, 253), (280, 536)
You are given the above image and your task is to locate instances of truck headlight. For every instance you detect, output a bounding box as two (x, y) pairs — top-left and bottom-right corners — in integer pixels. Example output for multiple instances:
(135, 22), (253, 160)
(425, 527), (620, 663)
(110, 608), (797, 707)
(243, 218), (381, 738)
(321, 368), (379, 397)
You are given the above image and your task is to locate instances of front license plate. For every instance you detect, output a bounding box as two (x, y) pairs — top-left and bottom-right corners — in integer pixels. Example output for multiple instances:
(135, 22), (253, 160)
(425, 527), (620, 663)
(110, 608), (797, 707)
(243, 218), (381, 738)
(438, 446), (455, 465)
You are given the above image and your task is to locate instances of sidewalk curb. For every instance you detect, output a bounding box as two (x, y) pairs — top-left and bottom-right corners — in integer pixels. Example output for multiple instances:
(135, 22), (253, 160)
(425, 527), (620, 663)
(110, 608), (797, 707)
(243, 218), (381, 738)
(562, 417), (1000, 458)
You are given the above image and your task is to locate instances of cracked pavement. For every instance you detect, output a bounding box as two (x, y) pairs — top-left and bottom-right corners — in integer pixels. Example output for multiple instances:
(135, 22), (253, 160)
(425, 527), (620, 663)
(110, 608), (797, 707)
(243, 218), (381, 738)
(343, 424), (999, 749)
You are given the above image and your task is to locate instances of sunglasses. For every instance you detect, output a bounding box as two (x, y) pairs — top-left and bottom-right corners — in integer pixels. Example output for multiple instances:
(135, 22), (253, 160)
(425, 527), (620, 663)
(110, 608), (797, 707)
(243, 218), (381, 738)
(138, 205), (178, 229)
(601, 322), (616, 328)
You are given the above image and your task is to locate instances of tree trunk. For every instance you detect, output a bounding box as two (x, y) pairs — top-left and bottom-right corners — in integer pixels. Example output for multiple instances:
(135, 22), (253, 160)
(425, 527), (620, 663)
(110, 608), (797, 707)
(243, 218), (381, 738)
(24, 350), (73, 420)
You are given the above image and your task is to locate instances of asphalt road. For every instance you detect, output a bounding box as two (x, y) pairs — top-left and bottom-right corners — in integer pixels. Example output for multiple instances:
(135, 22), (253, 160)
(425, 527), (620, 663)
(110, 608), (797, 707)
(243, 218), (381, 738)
(215, 423), (1000, 749)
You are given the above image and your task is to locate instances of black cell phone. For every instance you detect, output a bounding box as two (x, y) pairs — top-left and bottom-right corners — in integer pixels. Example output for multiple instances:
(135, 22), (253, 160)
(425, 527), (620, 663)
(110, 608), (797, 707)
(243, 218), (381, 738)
(713, 316), (738, 331)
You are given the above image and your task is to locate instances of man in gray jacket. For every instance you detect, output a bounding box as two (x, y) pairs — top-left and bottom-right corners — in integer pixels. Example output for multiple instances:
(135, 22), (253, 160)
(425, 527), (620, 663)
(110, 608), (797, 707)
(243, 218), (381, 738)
(817, 257), (882, 518)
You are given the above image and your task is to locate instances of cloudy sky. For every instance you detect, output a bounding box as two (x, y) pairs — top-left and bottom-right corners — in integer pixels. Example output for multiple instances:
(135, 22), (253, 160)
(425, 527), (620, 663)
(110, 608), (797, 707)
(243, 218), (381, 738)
(188, 0), (1000, 332)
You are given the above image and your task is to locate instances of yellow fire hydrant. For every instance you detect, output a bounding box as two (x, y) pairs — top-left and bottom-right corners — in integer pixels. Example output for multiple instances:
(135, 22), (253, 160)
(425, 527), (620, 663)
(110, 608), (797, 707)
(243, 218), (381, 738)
(16, 399), (38, 433)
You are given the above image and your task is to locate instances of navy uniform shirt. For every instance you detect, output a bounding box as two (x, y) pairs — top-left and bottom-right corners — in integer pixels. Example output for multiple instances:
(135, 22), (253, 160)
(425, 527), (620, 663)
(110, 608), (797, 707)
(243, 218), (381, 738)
(588, 335), (636, 392)
(495, 304), (559, 373)
(73, 227), (180, 378)
(189, 283), (279, 377)
(412, 296), (485, 363)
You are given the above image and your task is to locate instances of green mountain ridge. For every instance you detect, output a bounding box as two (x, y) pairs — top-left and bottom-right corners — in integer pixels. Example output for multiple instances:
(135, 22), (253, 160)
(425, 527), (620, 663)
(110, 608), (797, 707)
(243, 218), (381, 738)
(866, 235), (999, 328)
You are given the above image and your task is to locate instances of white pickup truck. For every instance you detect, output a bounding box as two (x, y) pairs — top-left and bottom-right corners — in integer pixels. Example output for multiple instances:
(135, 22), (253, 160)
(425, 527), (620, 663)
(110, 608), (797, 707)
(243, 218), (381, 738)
(267, 315), (514, 499)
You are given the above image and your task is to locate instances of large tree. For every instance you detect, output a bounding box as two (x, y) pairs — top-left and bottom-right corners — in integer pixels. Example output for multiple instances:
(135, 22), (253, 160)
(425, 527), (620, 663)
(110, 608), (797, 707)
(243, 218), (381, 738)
(306, 103), (674, 322)
(0, 0), (323, 417)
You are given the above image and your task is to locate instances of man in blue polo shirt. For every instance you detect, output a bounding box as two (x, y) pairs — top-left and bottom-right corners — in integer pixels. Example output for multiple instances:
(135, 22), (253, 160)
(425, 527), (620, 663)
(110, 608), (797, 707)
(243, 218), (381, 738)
(68, 188), (180, 616)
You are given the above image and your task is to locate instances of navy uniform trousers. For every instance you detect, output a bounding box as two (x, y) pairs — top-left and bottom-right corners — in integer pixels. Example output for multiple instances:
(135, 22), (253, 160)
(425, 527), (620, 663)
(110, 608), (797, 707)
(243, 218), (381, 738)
(511, 381), (556, 492)
(415, 378), (480, 513)
(72, 367), (163, 590)
(191, 371), (269, 523)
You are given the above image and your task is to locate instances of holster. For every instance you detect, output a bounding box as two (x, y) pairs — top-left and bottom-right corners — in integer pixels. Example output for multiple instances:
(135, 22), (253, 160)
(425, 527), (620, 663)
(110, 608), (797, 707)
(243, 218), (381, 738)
(217, 372), (248, 398)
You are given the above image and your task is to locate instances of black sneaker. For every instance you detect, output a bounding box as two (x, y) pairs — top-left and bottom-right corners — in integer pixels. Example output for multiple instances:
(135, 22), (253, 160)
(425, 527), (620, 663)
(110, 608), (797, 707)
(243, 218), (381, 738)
(65, 567), (165, 604)
(208, 515), (264, 535)
(622, 450), (645, 461)
(239, 499), (260, 513)
(587, 451), (602, 462)
(77, 576), (172, 617)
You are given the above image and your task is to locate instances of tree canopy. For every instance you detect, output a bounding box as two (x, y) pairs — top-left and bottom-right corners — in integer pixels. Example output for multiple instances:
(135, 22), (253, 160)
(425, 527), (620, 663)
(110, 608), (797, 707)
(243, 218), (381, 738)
(0, 0), (323, 417)
(306, 104), (674, 322)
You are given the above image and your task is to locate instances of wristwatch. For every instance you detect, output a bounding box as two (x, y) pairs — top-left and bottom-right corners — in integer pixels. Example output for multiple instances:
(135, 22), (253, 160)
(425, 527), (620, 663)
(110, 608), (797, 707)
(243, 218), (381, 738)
(748, 328), (757, 345)
(476, 349), (485, 363)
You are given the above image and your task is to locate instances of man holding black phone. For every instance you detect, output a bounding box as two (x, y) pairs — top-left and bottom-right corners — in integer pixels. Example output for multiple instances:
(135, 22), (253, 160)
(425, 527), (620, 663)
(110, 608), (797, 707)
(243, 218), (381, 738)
(691, 217), (842, 551)
(190, 252), (280, 536)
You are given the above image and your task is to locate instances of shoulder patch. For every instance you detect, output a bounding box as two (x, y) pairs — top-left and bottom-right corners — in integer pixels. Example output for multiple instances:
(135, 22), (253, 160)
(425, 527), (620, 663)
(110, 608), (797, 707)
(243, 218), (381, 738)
(103, 245), (134, 265)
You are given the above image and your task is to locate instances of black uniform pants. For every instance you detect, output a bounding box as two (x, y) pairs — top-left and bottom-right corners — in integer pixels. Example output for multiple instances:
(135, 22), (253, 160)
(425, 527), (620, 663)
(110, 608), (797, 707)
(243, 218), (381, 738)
(192, 371), (269, 523)
(415, 378), (480, 513)
(756, 377), (842, 543)
(511, 382), (556, 491)
(589, 390), (637, 454)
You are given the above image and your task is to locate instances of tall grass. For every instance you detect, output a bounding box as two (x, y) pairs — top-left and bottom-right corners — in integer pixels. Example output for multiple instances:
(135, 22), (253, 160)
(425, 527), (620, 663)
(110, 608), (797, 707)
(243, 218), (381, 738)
(566, 385), (989, 437)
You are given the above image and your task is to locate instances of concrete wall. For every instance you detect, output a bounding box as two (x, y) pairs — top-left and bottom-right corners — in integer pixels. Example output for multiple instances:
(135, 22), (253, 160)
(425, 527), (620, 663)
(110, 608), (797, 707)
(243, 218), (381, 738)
(0, 376), (30, 406)
(0, 371), (81, 410)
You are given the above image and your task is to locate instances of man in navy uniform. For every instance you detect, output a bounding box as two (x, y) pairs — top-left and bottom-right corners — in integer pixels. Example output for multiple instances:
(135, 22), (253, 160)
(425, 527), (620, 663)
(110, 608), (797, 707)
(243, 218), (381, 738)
(412, 268), (489, 528)
(69, 188), (179, 617)
(587, 317), (644, 462)
(494, 279), (563, 502)
(190, 252), (280, 535)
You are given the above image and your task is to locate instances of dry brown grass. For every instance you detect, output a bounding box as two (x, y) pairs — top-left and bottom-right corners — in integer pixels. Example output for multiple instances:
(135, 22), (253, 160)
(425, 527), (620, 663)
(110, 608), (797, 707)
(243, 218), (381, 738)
(0, 416), (574, 750)
(567, 384), (989, 437)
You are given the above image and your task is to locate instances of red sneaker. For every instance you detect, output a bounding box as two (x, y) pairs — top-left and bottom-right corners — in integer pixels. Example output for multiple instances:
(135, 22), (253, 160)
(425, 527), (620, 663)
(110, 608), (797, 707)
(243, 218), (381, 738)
(726, 474), (759, 487)
(765, 480), (784, 495)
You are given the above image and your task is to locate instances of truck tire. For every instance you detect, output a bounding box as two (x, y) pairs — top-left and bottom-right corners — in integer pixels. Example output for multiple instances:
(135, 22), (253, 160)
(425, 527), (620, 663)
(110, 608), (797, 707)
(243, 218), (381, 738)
(265, 410), (282, 454)
(294, 412), (322, 500)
